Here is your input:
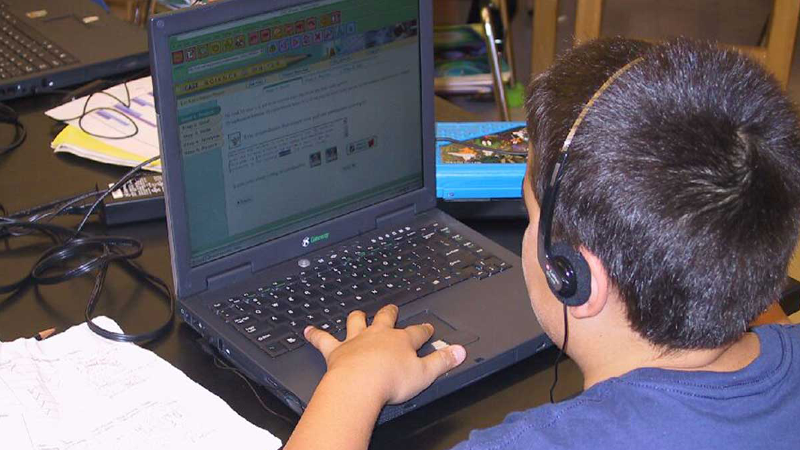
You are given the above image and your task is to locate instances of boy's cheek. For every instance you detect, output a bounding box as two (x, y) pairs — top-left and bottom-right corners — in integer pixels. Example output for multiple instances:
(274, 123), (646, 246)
(521, 223), (563, 343)
(521, 224), (546, 307)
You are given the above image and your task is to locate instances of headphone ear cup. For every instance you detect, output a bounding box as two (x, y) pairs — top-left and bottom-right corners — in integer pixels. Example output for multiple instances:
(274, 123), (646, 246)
(550, 243), (591, 306)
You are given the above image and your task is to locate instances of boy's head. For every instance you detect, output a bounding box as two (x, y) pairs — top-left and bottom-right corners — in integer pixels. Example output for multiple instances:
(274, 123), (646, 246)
(523, 37), (800, 350)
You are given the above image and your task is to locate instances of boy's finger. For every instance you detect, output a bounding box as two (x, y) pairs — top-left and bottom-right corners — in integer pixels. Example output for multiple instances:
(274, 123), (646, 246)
(421, 345), (467, 382)
(371, 304), (399, 328)
(346, 310), (367, 340)
(304, 326), (339, 356)
(404, 323), (434, 349)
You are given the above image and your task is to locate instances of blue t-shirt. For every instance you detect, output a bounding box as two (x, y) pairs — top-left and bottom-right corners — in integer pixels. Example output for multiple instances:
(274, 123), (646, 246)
(452, 324), (800, 450)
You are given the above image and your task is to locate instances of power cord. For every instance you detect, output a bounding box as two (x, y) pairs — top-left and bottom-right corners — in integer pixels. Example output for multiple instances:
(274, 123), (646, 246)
(0, 102), (27, 155)
(0, 156), (174, 343)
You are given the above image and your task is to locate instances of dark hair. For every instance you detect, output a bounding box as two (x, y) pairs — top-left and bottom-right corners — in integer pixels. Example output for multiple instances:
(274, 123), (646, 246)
(526, 37), (800, 349)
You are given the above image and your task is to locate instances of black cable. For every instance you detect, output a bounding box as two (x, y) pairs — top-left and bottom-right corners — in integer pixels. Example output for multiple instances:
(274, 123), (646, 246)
(213, 356), (297, 425)
(0, 156), (174, 344)
(7, 190), (97, 220)
(549, 303), (569, 404)
(59, 81), (140, 140)
(2, 190), (101, 239)
(0, 102), (27, 155)
(435, 136), (528, 156)
(54, 67), (152, 141)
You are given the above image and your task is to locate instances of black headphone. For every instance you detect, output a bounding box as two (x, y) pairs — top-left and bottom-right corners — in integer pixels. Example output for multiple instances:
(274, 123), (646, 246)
(537, 58), (642, 307)
(0, 102), (26, 156)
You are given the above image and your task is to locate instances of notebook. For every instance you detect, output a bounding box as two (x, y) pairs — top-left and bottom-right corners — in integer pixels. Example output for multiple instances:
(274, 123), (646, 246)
(148, 0), (549, 423)
(0, 0), (148, 100)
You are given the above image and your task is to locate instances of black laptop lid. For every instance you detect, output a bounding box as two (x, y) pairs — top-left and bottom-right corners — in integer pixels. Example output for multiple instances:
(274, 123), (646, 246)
(149, 0), (436, 298)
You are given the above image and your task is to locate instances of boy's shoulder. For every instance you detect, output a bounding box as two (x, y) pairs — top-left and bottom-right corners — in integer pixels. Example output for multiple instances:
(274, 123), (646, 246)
(451, 324), (800, 450)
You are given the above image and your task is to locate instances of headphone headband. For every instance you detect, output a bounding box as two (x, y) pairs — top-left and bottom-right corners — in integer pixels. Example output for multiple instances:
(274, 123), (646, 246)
(537, 57), (644, 304)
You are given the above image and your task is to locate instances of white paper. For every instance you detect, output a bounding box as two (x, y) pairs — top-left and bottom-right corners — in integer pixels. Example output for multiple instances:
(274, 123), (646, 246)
(46, 77), (161, 162)
(0, 317), (282, 450)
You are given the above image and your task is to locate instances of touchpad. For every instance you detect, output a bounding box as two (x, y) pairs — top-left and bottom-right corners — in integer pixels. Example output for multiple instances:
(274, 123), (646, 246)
(397, 311), (479, 357)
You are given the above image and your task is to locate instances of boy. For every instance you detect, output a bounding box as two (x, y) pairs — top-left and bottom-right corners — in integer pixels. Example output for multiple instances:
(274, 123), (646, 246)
(285, 38), (800, 449)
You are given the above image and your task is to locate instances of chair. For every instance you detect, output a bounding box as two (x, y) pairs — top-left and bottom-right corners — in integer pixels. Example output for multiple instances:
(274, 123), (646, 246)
(531, 0), (800, 89)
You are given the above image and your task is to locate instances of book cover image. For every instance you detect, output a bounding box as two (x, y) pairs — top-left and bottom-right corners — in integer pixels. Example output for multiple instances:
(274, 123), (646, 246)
(433, 24), (510, 92)
(436, 122), (527, 200)
(440, 125), (528, 164)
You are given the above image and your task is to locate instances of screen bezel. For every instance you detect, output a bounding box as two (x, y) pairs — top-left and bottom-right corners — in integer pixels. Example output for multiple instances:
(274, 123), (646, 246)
(148, 0), (436, 298)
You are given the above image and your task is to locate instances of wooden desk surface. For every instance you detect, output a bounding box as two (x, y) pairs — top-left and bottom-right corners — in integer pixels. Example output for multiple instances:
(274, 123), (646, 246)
(0, 94), (582, 448)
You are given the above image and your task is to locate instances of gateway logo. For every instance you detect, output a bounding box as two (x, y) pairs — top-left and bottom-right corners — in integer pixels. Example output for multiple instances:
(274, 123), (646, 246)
(302, 232), (329, 248)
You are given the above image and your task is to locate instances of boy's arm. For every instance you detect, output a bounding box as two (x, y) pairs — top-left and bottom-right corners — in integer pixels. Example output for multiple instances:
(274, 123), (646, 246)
(284, 305), (467, 450)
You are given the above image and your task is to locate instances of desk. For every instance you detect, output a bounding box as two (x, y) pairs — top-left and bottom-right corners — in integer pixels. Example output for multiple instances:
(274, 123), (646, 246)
(0, 93), (583, 449)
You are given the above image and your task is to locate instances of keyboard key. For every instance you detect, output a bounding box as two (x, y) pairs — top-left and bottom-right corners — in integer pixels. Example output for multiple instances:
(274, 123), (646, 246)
(318, 282), (341, 293)
(218, 309), (235, 321)
(289, 319), (310, 332)
(330, 315), (346, 330)
(385, 289), (417, 307)
(444, 248), (477, 269)
(267, 300), (286, 311)
(285, 308), (303, 319)
(252, 308), (269, 319)
(266, 314), (287, 326)
(304, 313), (324, 325)
(301, 301), (321, 312)
(242, 322), (269, 336)
(348, 282), (369, 293)
(317, 321), (335, 333)
(285, 294), (305, 306)
(282, 334), (305, 350)
(232, 315), (257, 328)
(408, 282), (435, 299)
(252, 326), (288, 345)
(261, 340), (288, 357)
(336, 299), (354, 310)
(320, 306), (339, 317)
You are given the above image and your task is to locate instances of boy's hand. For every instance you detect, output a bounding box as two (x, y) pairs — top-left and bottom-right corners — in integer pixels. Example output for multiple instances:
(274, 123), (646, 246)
(304, 304), (467, 405)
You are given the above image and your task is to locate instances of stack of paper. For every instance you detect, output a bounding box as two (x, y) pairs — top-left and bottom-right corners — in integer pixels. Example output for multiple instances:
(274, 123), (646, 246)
(45, 77), (162, 172)
(0, 317), (282, 450)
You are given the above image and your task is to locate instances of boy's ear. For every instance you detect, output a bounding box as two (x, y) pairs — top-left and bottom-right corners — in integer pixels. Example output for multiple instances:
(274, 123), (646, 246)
(569, 248), (610, 319)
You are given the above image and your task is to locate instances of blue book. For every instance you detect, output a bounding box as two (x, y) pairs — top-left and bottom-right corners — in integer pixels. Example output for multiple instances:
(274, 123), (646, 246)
(436, 122), (527, 200)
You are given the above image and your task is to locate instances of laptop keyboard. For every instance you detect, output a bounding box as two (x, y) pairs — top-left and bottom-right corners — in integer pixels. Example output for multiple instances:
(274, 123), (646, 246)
(0, 2), (78, 80)
(210, 220), (511, 358)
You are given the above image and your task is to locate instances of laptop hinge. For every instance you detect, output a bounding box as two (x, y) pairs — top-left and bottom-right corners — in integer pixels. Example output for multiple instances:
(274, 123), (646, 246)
(375, 204), (416, 230)
(206, 263), (253, 292)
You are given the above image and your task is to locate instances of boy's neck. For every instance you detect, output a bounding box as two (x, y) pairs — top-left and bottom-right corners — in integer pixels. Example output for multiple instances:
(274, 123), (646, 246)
(576, 329), (762, 390)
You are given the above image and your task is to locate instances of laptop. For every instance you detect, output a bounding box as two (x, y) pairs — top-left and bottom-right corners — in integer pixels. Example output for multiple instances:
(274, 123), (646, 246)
(149, 0), (549, 422)
(0, 0), (148, 100)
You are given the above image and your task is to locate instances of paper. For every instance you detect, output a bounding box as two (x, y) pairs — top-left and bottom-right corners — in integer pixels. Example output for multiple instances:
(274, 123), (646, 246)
(46, 77), (161, 172)
(0, 317), (282, 450)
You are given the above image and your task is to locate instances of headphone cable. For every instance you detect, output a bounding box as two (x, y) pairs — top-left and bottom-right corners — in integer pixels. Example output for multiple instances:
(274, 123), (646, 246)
(549, 302), (569, 403)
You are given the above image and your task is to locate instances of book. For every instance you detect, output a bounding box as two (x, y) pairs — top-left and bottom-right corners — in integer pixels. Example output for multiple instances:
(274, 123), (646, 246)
(436, 122), (527, 200)
(434, 24), (511, 94)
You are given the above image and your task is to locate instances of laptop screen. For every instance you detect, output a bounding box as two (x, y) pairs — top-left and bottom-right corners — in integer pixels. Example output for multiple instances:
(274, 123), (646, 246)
(167, 0), (423, 267)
